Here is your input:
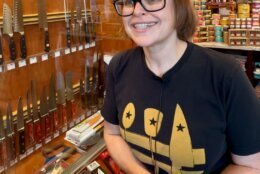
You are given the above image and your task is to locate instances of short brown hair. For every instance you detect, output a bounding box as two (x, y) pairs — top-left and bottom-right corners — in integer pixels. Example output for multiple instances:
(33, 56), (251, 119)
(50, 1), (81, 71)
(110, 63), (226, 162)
(173, 0), (197, 41)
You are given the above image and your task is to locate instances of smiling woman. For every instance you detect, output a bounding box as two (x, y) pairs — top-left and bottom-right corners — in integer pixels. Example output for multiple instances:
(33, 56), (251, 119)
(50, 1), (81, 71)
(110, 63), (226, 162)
(102, 0), (260, 173)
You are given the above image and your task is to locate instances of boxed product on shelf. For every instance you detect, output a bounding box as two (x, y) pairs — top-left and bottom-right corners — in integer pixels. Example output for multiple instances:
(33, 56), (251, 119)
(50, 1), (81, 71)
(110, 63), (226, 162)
(229, 37), (248, 46)
(248, 29), (260, 37)
(248, 38), (260, 46)
(229, 29), (247, 37)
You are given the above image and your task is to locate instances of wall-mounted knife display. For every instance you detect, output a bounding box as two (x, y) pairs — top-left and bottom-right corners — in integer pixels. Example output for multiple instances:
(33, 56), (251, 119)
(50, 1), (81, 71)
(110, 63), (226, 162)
(49, 75), (59, 137)
(64, 0), (71, 48)
(38, 0), (50, 53)
(0, 28), (4, 65)
(6, 104), (17, 166)
(76, 0), (83, 44)
(40, 87), (52, 143)
(65, 71), (77, 126)
(0, 109), (7, 171)
(3, 3), (17, 61)
(56, 72), (68, 132)
(31, 80), (42, 145)
(25, 90), (35, 153)
(83, 0), (90, 44)
(16, 97), (26, 156)
(13, 0), (27, 59)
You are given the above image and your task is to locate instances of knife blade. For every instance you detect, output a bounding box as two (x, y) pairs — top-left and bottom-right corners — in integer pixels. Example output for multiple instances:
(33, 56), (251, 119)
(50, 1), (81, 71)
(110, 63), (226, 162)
(25, 90), (35, 150)
(83, 0), (90, 44)
(17, 97), (26, 155)
(92, 51), (99, 108)
(65, 71), (77, 123)
(70, 7), (76, 45)
(49, 75), (59, 134)
(56, 72), (68, 130)
(38, 0), (50, 52)
(85, 58), (94, 110)
(0, 109), (7, 168)
(13, 0), (27, 59)
(3, 3), (17, 61)
(31, 80), (42, 144)
(6, 104), (16, 164)
(40, 87), (51, 139)
(76, 0), (83, 44)
(64, 0), (71, 48)
(0, 28), (4, 65)
(80, 79), (87, 109)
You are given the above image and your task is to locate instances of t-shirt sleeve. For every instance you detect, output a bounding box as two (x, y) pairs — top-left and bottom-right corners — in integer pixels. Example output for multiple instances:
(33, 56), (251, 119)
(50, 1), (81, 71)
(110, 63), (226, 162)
(225, 65), (260, 155)
(101, 57), (119, 125)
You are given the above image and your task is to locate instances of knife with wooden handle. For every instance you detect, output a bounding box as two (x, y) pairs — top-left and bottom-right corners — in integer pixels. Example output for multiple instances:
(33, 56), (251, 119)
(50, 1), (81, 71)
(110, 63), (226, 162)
(76, 0), (83, 44)
(17, 97), (26, 155)
(0, 29), (4, 65)
(0, 109), (7, 169)
(25, 90), (35, 150)
(83, 0), (90, 43)
(6, 104), (16, 165)
(3, 3), (16, 61)
(64, 0), (71, 48)
(13, 0), (27, 59)
(38, 0), (50, 52)
(49, 75), (59, 134)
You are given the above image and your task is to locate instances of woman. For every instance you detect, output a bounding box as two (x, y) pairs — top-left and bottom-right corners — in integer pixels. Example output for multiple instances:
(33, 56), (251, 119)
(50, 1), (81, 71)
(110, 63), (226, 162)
(101, 0), (260, 173)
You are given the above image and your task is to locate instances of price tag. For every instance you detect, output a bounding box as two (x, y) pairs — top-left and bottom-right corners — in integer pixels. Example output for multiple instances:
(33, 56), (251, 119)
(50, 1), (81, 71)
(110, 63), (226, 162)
(41, 54), (48, 61)
(54, 131), (60, 138)
(19, 153), (27, 160)
(85, 43), (90, 49)
(26, 147), (34, 155)
(87, 111), (91, 117)
(65, 48), (70, 55)
(18, 59), (27, 67)
(0, 66), (3, 73)
(7, 62), (16, 71)
(54, 51), (61, 58)
(69, 122), (75, 128)
(45, 136), (52, 144)
(29, 57), (37, 64)
(90, 42), (96, 47)
(62, 126), (68, 133)
(78, 45), (83, 51)
(35, 143), (42, 150)
(71, 47), (77, 52)
(80, 115), (85, 121)
(87, 161), (100, 172)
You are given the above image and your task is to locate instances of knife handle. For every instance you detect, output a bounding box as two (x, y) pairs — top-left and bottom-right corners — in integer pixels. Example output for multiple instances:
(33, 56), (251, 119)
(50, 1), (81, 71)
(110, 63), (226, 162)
(66, 26), (71, 48)
(84, 23), (90, 43)
(51, 110), (59, 132)
(9, 35), (16, 61)
(81, 93), (87, 109)
(25, 121), (34, 148)
(71, 100), (77, 120)
(40, 117), (46, 140)
(20, 33), (27, 59)
(44, 30), (50, 53)
(91, 22), (96, 41)
(6, 134), (16, 162)
(60, 104), (68, 126)
(45, 115), (52, 137)
(78, 23), (82, 44)
(0, 36), (3, 65)
(18, 129), (26, 155)
(33, 120), (42, 144)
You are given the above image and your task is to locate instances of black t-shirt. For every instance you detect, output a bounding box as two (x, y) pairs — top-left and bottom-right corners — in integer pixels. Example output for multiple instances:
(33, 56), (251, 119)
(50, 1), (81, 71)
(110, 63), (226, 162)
(101, 42), (260, 173)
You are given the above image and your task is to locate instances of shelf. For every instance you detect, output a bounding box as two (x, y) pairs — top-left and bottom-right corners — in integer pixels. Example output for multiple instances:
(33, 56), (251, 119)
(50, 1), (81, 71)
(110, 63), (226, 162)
(196, 42), (260, 51)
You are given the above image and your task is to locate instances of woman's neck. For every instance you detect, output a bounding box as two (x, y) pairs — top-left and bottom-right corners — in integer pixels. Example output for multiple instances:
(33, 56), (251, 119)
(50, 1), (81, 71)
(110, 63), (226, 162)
(143, 39), (187, 78)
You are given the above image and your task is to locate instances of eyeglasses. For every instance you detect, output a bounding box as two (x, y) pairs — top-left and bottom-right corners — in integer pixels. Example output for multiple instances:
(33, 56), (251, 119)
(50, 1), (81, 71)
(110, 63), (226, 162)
(113, 0), (166, 17)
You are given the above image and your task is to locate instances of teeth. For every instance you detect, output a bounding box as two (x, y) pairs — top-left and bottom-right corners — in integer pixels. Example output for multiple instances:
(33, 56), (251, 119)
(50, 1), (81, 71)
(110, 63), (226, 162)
(134, 22), (156, 29)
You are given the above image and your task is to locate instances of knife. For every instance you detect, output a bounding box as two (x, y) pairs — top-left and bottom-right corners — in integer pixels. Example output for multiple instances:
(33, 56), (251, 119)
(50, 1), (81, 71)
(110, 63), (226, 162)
(25, 90), (35, 150)
(83, 0), (90, 44)
(85, 58), (95, 110)
(80, 79), (87, 109)
(90, 0), (97, 41)
(31, 80), (42, 144)
(49, 75), (59, 134)
(17, 97), (26, 155)
(64, 0), (71, 48)
(40, 87), (50, 141)
(92, 51), (99, 108)
(6, 104), (16, 164)
(97, 51), (104, 106)
(76, 0), (83, 44)
(0, 109), (7, 168)
(65, 71), (77, 123)
(3, 3), (16, 61)
(56, 72), (68, 130)
(0, 28), (4, 65)
(13, 0), (27, 59)
(38, 0), (50, 52)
